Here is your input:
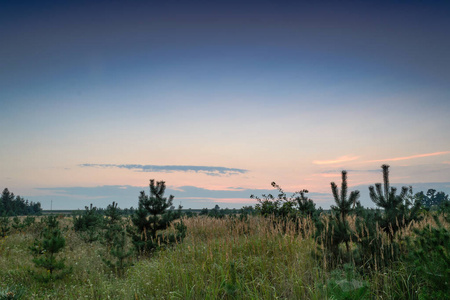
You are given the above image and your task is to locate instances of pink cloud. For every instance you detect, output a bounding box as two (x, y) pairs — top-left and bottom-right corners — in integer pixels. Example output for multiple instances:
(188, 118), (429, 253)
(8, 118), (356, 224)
(313, 156), (360, 165)
(310, 173), (340, 178)
(368, 151), (450, 163)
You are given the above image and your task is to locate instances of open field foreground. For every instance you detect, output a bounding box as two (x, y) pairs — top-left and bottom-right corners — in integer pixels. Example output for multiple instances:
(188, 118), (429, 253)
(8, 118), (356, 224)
(1, 213), (449, 300)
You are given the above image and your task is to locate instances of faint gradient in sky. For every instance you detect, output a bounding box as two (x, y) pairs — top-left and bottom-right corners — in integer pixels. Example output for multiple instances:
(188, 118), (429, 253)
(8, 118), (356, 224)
(1, 1), (450, 209)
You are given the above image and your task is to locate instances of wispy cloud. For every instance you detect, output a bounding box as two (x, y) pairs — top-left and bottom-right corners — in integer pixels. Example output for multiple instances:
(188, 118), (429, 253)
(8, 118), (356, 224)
(320, 169), (380, 174)
(367, 151), (450, 163)
(317, 173), (340, 178)
(313, 156), (360, 165)
(313, 169), (380, 178)
(79, 164), (248, 176)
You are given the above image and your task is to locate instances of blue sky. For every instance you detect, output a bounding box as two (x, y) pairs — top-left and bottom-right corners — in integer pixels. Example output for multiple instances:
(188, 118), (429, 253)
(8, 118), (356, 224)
(1, 1), (450, 209)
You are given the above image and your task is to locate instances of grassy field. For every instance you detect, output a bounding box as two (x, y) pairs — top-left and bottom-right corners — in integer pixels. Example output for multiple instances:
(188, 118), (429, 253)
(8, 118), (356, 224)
(0, 214), (448, 299)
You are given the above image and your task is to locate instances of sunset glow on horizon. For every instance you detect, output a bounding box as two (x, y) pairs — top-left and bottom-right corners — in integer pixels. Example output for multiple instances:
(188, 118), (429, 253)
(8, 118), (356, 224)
(367, 151), (450, 163)
(2, 1), (450, 209)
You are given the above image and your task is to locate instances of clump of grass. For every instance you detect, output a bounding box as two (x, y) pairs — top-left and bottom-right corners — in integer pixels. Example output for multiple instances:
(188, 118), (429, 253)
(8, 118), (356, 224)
(126, 216), (319, 299)
(0, 284), (25, 300)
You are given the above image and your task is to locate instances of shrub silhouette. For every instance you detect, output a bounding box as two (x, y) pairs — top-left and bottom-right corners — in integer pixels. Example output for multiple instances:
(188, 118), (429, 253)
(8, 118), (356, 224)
(369, 164), (421, 240)
(252, 182), (316, 219)
(352, 165), (422, 271)
(129, 180), (186, 256)
(316, 171), (360, 266)
(330, 171), (360, 252)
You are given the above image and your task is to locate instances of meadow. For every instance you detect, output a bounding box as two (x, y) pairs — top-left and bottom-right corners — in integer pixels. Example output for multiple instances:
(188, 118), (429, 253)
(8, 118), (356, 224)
(0, 211), (448, 300)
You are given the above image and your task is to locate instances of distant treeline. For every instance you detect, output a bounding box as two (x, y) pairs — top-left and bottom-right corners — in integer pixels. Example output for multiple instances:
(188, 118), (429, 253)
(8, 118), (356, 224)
(43, 206), (253, 218)
(1, 188), (42, 216)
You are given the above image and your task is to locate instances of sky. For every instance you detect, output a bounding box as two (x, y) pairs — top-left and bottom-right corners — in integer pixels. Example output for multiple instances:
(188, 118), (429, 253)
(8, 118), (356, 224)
(1, 0), (450, 210)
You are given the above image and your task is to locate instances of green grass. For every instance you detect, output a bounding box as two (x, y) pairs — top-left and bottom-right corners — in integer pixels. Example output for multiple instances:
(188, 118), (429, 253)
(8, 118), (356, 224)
(0, 214), (447, 299)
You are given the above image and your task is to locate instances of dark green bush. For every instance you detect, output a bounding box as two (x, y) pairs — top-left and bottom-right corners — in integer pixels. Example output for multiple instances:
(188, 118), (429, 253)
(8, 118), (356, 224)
(29, 215), (70, 281)
(316, 171), (360, 266)
(252, 182), (318, 236)
(73, 204), (103, 243)
(0, 213), (10, 237)
(101, 201), (133, 277)
(368, 165), (421, 240)
(129, 180), (186, 256)
(253, 182), (316, 219)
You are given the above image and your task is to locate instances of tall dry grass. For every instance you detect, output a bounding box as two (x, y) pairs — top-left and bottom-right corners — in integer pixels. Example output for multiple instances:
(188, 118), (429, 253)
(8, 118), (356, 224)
(0, 213), (447, 299)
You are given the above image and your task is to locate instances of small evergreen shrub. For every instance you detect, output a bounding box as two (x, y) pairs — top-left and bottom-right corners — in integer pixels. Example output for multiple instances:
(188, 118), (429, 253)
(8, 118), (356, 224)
(368, 165), (421, 240)
(352, 165), (422, 271)
(29, 215), (71, 281)
(103, 228), (133, 277)
(0, 213), (10, 237)
(101, 202), (133, 277)
(129, 180), (187, 256)
(73, 204), (103, 243)
(11, 217), (25, 233)
(316, 170), (360, 267)
(23, 216), (35, 228)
